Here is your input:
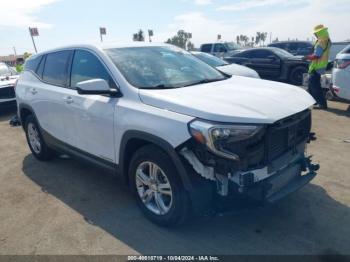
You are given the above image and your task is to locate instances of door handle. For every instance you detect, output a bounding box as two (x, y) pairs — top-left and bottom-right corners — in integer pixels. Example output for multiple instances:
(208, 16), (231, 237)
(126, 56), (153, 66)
(63, 96), (74, 104)
(30, 88), (37, 95)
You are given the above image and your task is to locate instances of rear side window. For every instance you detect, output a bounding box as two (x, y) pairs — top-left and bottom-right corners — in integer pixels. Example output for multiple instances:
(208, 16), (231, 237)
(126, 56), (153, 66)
(24, 55), (42, 72)
(70, 50), (111, 88)
(42, 51), (72, 86)
(36, 56), (45, 78)
(201, 44), (212, 53)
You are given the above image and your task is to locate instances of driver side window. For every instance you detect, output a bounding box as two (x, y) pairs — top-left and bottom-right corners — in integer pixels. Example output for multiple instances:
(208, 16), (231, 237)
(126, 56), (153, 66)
(70, 50), (113, 88)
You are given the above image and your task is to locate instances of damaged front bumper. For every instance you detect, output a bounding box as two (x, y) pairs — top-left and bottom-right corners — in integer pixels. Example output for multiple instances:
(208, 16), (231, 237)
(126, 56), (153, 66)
(236, 153), (318, 204)
(180, 143), (319, 206)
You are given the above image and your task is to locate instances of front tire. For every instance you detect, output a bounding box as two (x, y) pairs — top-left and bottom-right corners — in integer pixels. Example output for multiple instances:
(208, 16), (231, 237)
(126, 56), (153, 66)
(129, 145), (190, 227)
(24, 115), (54, 161)
(289, 66), (307, 86)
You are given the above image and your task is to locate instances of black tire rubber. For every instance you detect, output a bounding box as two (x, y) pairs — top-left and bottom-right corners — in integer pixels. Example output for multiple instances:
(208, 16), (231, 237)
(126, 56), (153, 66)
(323, 88), (334, 101)
(289, 66), (308, 86)
(24, 115), (54, 161)
(128, 145), (190, 227)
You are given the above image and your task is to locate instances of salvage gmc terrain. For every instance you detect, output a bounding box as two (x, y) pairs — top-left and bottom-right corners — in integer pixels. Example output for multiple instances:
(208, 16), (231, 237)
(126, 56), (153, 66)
(16, 43), (319, 226)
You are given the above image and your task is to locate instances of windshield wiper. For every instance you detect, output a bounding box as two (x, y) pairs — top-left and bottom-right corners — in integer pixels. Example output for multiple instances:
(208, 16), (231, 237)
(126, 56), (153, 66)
(183, 78), (225, 87)
(146, 84), (175, 89)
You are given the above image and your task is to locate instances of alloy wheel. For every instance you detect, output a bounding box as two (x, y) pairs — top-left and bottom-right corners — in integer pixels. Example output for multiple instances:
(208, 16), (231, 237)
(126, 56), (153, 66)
(135, 161), (173, 215)
(27, 123), (41, 154)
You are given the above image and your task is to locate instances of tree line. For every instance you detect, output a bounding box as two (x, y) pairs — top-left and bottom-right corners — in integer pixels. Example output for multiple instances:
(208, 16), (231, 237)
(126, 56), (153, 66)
(132, 29), (277, 50)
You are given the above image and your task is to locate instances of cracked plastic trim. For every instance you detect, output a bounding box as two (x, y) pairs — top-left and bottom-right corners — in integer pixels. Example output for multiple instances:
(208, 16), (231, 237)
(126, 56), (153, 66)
(180, 147), (216, 181)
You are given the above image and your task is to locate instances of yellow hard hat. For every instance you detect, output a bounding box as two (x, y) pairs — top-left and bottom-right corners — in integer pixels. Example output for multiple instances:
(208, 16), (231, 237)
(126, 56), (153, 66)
(313, 24), (328, 34)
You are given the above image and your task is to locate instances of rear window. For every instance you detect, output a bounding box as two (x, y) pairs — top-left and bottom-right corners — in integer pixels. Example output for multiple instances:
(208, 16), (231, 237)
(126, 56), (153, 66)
(42, 51), (72, 86)
(24, 55), (42, 72)
(36, 56), (45, 78)
(193, 52), (228, 67)
(201, 44), (212, 53)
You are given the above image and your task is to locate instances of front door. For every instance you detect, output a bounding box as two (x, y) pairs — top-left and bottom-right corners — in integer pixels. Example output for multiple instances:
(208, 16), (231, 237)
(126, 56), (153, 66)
(248, 50), (281, 79)
(66, 49), (117, 163)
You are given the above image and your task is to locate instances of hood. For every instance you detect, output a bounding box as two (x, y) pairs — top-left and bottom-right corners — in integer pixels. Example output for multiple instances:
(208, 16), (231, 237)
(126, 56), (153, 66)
(286, 56), (310, 65)
(226, 50), (242, 57)
(216, 64), (260, 79)
(138, 77), (315, 124)
(286, 55), (303, 61)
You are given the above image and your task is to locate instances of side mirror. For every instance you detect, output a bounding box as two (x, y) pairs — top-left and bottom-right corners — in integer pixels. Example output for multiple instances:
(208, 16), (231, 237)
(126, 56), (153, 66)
(76, 79), (120, 97)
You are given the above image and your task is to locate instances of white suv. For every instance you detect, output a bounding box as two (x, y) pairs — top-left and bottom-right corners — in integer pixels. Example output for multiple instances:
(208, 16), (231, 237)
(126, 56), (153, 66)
(16, 43), (319, 226)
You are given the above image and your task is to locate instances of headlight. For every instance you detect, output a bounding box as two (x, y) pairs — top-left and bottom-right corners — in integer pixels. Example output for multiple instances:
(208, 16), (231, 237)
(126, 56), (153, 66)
(189, 120), (263, 161)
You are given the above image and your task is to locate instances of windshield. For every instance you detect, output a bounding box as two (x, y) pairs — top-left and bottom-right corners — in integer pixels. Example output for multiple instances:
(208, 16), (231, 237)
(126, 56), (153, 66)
(225, 42), (241, 50)
(104, 46), (227, 89)
(193, 52), (228, 67)
(272, 48), (294, 58)
(0, 64), (10, 76)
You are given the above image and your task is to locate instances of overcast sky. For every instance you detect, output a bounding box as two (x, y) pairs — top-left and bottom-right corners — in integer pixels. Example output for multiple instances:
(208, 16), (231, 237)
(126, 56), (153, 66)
(0, 0), (349, 55)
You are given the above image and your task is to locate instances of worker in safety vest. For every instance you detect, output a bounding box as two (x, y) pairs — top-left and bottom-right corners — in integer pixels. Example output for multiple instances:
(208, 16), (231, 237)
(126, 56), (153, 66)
(303, 24), (331, 109)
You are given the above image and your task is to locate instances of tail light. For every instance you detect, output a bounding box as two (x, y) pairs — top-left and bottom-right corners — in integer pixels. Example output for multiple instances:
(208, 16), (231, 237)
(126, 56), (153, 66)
(334, 59), (350, 69)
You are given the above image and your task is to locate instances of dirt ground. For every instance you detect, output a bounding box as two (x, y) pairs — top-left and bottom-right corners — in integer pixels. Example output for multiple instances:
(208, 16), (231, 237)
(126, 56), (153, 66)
(0, 101), (349, 255)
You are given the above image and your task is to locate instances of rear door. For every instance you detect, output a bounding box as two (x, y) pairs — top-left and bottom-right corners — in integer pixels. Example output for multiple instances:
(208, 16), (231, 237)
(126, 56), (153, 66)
(28, 50), (75, 144)
(65, 49), (117, 163)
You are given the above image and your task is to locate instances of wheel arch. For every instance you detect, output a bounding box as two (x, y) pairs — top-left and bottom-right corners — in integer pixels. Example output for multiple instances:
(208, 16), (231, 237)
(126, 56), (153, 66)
(18, 103), (36, 129)
(288, 64), (308, 77)
(287, 64), (308, 85)
(119, 130), (193, 192)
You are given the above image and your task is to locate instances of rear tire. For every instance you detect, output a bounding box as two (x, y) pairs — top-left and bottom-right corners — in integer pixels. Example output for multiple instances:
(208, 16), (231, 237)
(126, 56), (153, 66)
(289, 66), (307, 86)
(24, 115), (54, 161)
(129, 145), (190, 227)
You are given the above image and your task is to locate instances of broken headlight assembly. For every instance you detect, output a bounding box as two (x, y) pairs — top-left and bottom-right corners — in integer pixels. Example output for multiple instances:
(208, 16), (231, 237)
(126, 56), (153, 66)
(189, 120), (264, 161)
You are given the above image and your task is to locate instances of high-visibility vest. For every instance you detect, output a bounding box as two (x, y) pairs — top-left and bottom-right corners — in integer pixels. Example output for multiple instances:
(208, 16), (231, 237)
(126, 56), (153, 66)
(309, 39), (331, 73)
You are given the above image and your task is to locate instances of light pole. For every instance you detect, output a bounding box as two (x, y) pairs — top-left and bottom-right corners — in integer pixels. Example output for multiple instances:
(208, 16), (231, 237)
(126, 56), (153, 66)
(100, 27), (106, 42)
(148, 30), (153, 42)
(28, 27), (38, 53)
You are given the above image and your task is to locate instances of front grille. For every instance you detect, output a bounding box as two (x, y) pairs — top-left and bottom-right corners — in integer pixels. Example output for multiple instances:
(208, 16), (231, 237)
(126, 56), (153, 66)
(0, 85), (15, 99)
(266, 110), (311, 161)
